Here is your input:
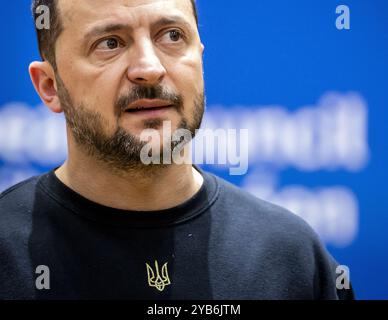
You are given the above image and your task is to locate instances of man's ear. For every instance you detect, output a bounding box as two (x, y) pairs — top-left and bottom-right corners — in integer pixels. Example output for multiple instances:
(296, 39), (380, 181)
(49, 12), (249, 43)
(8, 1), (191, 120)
(29, 61), (63, 113)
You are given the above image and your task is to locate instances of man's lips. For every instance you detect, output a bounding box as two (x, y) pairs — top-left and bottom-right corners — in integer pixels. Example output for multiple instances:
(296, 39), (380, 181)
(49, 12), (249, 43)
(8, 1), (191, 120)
(125, 99), (173, 112)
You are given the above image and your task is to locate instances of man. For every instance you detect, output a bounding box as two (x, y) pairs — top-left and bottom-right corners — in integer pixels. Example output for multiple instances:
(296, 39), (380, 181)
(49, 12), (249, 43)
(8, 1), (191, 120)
(0, 0), (353, 299)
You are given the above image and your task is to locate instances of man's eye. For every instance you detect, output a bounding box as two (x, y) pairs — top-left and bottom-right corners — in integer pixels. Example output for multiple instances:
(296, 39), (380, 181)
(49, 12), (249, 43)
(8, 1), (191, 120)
(160, 29), (184, 43)
(96, 38), (120, 50)
(169, 30), (182, 42)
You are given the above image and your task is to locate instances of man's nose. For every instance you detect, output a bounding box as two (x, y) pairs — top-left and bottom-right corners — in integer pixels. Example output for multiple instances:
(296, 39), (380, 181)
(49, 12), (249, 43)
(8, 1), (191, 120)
(127, 39), (166, 86)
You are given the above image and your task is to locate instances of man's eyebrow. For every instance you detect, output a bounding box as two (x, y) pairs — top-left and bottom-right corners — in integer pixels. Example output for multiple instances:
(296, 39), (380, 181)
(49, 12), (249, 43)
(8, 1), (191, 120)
(84, 16), (193, 41)
(152, 16), (193, 30)
(84, 23), (133, 41)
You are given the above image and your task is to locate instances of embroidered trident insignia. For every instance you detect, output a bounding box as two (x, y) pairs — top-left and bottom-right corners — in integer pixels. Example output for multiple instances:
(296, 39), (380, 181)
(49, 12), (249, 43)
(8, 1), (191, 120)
(146, 260), (171, 292)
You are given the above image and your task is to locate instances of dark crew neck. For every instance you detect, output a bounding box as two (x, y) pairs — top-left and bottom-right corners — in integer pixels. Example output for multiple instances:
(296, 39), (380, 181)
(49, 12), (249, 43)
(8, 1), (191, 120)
(37, 166), (219, 229)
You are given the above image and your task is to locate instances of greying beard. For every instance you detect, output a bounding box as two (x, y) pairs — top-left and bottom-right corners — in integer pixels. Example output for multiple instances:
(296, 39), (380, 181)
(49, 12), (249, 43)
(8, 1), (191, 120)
(56, 75), (205, 173)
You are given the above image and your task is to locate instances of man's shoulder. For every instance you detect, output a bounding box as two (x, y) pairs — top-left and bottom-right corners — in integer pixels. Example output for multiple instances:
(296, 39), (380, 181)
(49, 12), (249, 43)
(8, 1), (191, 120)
(208, 172), (320, 245)
(0, 175), (41, 203)
(0, 175), (43, 232)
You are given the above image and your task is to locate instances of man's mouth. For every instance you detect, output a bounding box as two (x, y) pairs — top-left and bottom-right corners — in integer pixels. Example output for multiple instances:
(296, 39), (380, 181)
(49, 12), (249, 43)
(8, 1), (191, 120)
(124, 99), (173, 112)
(125, 105), (173, 113)
(123, 99), (174, 117)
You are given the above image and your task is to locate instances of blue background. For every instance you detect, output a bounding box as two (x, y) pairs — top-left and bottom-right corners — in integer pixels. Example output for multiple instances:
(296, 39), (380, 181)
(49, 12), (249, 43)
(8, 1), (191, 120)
(1, 0), (387, 299)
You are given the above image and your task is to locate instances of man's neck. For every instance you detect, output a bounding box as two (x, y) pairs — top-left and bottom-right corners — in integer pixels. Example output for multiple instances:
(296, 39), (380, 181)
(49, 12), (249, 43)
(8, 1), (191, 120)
(55, 158), (204, 211)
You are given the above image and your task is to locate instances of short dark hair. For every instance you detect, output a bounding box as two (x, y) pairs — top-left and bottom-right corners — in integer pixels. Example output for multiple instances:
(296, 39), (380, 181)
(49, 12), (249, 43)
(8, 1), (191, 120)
(32, 0), (199, 68)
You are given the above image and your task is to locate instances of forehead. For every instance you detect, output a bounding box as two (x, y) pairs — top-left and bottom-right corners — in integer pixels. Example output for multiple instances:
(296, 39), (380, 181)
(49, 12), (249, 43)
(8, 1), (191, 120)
(58, 0), (195, 30)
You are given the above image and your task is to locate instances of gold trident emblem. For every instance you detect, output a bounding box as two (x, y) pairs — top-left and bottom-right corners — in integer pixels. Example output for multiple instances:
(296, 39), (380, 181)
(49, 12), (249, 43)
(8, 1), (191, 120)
(146, 260), (171, 292)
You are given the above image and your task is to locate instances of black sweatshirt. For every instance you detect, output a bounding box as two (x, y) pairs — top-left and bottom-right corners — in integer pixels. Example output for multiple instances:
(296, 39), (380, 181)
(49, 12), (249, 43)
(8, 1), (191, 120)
(0, 167), (354, 299)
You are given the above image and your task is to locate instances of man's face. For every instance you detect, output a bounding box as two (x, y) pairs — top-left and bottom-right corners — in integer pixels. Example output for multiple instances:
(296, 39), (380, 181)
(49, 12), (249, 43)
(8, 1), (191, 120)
(54, 0), (204, 170)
